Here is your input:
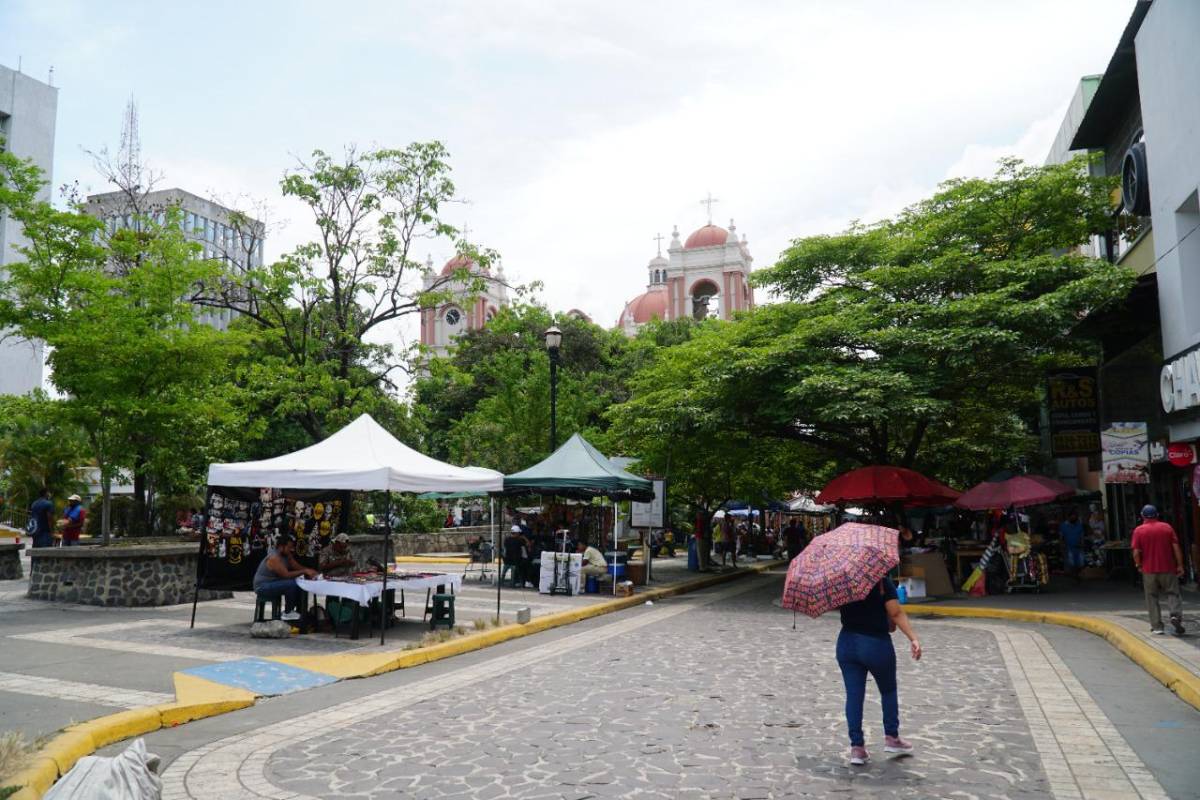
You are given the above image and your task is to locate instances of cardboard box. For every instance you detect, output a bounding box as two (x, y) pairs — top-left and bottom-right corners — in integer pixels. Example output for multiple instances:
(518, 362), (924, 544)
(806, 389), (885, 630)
(899, 577), (927, 599)
(898, 564), (926, 579)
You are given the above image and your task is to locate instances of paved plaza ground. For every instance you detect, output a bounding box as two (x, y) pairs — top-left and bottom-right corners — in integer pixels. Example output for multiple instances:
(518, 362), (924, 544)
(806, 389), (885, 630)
(4, 552), (1200, 798)
(0, 545), (716, 746)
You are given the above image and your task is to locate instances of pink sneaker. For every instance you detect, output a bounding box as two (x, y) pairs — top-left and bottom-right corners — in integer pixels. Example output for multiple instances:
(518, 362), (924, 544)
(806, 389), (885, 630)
(884, 735), (913, 755)
(849, 746), (869, 765)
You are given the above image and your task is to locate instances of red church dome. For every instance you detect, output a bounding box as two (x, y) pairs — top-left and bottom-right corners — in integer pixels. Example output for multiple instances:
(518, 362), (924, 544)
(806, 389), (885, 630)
(619, 288), (668, 327)
(684, 224), (728, 249)
(441, 254), (489, 276)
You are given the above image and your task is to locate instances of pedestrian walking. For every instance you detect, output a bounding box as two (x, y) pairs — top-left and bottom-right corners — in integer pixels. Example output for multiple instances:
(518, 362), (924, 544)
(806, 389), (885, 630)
(1130, 505), (1186, 636)
(28, 488), (55, 549)
(784, 520), (806, 562)
(835, 577), (922, 765)
(1059, 509), (1086, 581)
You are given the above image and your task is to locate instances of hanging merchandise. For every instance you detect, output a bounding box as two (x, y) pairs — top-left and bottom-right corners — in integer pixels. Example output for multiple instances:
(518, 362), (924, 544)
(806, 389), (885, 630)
(198, 487), (350, 591)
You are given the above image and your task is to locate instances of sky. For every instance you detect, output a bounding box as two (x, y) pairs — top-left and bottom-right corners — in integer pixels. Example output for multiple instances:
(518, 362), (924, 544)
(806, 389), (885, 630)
(1, 0), (1135, 342)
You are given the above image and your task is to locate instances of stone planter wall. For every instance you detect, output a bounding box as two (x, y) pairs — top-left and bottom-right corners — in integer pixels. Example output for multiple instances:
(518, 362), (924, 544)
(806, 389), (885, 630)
(0, 543), (22, 580)
(390, 526), (491, 556)
(28, 545), (230, 606)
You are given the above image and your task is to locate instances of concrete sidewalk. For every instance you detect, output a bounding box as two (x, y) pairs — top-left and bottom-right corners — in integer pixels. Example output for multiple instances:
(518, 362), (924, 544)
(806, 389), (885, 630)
(908, 575), (1200, 711)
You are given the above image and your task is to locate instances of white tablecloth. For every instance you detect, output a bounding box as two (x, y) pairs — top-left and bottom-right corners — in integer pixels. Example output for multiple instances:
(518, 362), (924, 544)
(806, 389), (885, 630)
(296, 576), (386, 606)
(297, 573), (462, 605)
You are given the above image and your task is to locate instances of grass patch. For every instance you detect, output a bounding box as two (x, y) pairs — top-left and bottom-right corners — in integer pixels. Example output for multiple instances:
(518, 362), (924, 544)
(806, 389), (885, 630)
(0, 730), (33, 787)
(472, 618), (487, 631)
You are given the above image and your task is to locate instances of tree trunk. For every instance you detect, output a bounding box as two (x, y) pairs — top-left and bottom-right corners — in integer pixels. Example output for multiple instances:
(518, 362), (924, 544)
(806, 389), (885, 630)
(101, 472), (112, 547)
(132, 453), (148, 536)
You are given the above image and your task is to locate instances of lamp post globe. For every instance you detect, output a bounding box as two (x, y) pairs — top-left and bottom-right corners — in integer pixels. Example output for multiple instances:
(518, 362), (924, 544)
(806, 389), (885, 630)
(544, 326), (562, 453)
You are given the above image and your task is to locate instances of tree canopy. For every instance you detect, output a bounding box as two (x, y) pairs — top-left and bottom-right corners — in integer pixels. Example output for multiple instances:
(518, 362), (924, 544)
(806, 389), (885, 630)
(609, 157), (1136, 489)
(412, 304), (634, 474)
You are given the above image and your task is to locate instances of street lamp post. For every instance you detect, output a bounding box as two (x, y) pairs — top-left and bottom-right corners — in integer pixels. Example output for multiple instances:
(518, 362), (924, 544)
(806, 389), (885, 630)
(545, 325), (562, 453)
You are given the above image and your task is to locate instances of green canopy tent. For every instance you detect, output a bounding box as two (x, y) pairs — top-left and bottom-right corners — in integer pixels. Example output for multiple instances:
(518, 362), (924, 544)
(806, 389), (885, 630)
(500, 433), (653, 599)
(503, 433), (654, 501)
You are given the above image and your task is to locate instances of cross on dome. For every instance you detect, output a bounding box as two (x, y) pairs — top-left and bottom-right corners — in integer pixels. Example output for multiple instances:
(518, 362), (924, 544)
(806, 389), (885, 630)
(700, 192), (719, 225)
(653, 231), (664, 256)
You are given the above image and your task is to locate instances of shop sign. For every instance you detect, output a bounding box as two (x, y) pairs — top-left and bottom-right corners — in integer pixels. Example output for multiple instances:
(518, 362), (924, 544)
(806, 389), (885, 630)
(631, 479), (666, 528)
(1101, 422), (1150, 484)
(1161, 345), (1200, 414)
(1150, 440), (1168, 463)
(1046, 368), (1101, 456)
(1168, 442), (1196, 467)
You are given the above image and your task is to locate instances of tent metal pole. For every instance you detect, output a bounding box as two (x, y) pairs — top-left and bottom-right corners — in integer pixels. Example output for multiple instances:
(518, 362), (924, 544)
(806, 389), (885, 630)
(490, 496), (496, 588)
(613, 500), (618, 596)
(496, 499), (503, 620)
(190, 489), (213, 629)
(380, 491), (391, 646)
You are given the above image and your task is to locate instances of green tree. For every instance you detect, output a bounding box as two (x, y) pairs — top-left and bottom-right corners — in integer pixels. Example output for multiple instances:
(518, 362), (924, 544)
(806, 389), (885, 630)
(604, 322), (814, 568)
(612, 157), (1136, 492)
(0, 148), (247, 541)
(412, 303), (632, 472)
(196, 143), (491, 443)
(0, 394), (87, 515)
(609, 155), (1132, 501)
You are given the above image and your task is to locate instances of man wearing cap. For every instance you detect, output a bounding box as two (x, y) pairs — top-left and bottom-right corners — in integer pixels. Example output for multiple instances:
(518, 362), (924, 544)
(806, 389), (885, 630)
(502, 525), (527, 587)
(1131, 505), (1186, 636)
(319, 533), (356, 576)
(61, 495), (86, 546)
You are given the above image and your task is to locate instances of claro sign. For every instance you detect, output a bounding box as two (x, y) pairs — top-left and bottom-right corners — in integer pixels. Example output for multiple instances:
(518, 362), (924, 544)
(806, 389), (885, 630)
(1161, 346), (1200, 414)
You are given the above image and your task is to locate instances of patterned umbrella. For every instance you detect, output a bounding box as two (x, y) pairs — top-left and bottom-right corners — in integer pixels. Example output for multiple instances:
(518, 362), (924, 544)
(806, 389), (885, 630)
(781, 522), (900, 618)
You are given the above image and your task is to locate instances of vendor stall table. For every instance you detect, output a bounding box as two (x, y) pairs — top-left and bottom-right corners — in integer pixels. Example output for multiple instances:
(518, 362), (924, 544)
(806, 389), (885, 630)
(298, 572), (464, 640)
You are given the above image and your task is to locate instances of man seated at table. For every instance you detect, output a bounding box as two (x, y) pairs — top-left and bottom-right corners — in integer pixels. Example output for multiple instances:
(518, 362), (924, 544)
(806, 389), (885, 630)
(319, 533), (356, 577)
(253, 534), (316, 621)
(577, 540), (608, 584)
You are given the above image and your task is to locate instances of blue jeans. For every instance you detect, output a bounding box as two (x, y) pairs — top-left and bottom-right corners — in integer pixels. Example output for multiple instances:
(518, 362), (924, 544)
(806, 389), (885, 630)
(836, 629), (899, 747)
(255, 578), (302, 612)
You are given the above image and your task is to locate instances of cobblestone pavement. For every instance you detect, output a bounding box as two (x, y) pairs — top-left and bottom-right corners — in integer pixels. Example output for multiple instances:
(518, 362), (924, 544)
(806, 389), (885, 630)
(157, 576), (1178, 800)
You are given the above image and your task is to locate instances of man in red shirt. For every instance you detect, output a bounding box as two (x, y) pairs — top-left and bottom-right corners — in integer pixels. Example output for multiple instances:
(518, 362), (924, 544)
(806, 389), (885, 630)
(1130, 505), (1185, 636)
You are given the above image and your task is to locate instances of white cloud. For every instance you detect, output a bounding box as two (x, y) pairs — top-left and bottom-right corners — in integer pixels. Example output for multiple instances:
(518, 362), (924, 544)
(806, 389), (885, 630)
(4, 0), (1137, 348)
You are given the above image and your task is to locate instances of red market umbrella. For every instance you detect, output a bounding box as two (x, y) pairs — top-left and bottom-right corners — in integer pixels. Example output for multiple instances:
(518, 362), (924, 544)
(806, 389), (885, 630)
(816, 465), (960, 506)
(954, 475), (1074, 510)
(781, 522), (900, 618)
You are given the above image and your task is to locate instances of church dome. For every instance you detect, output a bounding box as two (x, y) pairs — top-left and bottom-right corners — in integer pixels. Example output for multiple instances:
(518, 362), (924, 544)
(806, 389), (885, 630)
(618, 288), (668, 327)
(441, 254), (489, 276)
(684, 224), (729, 249)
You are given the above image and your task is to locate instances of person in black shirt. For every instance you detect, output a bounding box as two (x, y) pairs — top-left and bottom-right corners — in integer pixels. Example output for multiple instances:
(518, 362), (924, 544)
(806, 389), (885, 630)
(502, 526), (527, 587)
(836, 577), (922, 766)
(784, 521), (806, 562)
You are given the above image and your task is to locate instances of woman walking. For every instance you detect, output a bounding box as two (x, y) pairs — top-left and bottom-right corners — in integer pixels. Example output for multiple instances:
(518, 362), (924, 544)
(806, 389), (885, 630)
(836, 576), (921, 765)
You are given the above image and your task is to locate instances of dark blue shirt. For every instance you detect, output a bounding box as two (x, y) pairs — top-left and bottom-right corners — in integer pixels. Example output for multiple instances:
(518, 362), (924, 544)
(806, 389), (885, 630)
(30, 498), (54, 535)
(838, 578), (897, 637)
(1059, 521), (1085, 549)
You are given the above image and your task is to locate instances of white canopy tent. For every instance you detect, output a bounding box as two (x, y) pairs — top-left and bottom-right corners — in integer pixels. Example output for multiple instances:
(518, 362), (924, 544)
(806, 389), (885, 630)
(207, 414), (503, 493)
(199, 414), (502, 644)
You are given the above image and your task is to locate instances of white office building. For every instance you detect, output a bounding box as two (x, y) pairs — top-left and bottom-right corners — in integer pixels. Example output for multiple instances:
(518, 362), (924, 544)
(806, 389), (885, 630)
(0, 64), (57, 395)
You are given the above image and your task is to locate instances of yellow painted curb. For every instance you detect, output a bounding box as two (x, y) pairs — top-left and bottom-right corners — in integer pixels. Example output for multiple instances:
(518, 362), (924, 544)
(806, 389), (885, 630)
(395, 556), (471, 564)
(65, 707), (162, 750)
(6, 756), (58, 800)
(908, 604), (1200, 712)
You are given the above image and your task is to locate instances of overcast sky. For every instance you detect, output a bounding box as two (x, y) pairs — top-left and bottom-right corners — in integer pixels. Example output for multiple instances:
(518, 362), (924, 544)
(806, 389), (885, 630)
(2, 0), (1133, 339)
